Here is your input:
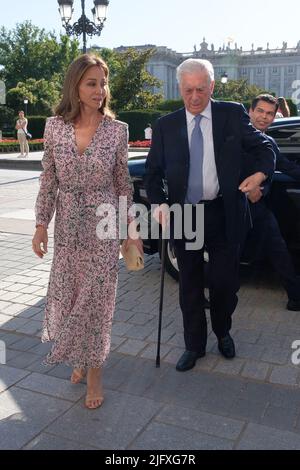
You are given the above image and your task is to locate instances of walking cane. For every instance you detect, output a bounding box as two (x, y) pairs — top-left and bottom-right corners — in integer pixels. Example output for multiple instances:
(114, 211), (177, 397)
(156, 233), (167, 368)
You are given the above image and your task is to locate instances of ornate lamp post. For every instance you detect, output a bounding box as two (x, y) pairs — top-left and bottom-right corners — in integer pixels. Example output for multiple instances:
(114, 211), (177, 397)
(57, 0), (109, 53)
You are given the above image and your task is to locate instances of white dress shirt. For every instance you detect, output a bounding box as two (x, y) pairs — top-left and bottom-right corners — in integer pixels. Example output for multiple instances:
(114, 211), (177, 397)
(185, 101), (220, 200)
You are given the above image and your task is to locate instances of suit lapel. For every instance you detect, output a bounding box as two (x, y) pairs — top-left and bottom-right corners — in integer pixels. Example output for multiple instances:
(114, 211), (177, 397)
(176, 108), (189, 164)
(211, 100), (227, 167)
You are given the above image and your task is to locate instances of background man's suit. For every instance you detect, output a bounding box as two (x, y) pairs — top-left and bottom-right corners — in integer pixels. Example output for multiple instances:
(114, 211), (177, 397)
(242, 133), (300, 304)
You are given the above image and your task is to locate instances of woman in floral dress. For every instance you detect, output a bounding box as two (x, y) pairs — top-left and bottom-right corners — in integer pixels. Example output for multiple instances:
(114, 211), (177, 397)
(32, 54), (142, 409)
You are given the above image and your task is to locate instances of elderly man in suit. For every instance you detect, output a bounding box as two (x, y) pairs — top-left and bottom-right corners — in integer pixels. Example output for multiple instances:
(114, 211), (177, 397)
(145, 59), (275, 372)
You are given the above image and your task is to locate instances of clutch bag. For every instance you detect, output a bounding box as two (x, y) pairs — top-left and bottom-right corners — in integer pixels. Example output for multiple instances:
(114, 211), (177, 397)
(120, 242), (144, 271)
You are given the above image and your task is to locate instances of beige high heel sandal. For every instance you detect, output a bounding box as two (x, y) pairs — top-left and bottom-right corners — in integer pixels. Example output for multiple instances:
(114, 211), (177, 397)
(85, 394), (104, 409)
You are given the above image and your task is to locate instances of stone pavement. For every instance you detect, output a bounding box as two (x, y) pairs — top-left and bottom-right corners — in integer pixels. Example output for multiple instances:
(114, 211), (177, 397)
(0, 149), (147, 171)
(1, 169), (300, 450)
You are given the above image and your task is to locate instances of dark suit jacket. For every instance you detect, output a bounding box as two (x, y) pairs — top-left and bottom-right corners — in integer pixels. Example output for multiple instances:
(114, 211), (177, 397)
(145, 100), (275, 243)
(242, 133), (300, 196)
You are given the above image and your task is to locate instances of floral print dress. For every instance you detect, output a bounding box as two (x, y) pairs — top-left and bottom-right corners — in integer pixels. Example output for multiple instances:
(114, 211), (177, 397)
(35, 116), (133, 368)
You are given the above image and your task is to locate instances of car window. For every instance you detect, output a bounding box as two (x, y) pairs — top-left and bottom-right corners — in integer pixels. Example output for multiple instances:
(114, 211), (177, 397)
(268, 125), (300, 142)
(267, 124), (300, 159)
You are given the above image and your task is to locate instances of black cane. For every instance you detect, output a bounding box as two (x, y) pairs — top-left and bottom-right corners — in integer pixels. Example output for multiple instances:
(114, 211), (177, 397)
(156, 234), (167, 368)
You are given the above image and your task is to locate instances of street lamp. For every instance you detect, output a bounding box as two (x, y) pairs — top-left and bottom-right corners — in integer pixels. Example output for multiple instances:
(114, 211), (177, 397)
(57, 0), (109, 54)
(221, 72), (228, 85)
(23, 98), (28, 115)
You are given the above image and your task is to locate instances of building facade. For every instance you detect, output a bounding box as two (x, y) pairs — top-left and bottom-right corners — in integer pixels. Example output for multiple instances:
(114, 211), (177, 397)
(115, 39), (300, 103)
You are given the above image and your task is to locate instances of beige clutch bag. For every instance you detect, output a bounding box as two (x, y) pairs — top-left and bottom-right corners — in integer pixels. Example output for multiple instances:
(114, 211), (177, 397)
(120, 242), (144, 271)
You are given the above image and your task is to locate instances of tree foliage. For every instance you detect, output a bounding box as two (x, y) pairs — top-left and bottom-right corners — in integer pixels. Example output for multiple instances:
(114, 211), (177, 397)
(213, 79), (269, 102)
(94, 47), (122, 84)
(157, 98), (184, 112)
(6, 76), (61, 115)
(0, 21), (80, 112)
(0, 23), (162, 116)
(96, 47), (163, 112)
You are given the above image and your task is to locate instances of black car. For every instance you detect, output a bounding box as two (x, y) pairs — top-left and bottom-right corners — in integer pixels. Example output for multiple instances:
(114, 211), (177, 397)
(128, 117), (300, 279)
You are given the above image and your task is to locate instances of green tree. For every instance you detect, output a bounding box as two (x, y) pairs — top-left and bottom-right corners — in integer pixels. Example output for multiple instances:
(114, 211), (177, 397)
(0, 21), (80, 91)
(95, 47), (163, 112)
(213, 78), (269, 102)
(0, 24), (162, 115)
(157, 98), (184, 112)
(94, 47), (122, 84)
(6, 76), (61, 115)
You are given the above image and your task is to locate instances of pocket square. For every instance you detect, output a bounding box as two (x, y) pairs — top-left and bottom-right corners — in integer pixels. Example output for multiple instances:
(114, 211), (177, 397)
(120, 243), (144, 271)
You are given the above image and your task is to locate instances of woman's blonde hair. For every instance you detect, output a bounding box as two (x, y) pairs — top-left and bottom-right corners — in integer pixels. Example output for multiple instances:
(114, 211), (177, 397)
(55, 53), (115, 122)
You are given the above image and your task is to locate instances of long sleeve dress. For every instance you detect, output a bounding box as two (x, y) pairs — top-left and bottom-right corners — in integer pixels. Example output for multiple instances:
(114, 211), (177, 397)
(35, 116), (133, 368)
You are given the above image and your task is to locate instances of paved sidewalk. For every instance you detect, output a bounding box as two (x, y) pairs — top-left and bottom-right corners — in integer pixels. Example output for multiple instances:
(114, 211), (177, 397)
(1, 171), (300, 450)
(0, 149), (147, 171)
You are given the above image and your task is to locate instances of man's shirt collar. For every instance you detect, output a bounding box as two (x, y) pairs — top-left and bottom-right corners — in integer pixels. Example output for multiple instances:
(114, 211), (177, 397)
(185, 100), (212, 124)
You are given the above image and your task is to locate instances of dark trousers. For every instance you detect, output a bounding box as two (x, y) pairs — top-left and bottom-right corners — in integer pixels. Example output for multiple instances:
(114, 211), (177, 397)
(174, 198), (240, 353)
(243, 200), (300, 301)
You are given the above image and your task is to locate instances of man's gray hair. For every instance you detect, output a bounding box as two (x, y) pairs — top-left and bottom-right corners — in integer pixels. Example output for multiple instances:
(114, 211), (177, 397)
(176, 59), (215, 84)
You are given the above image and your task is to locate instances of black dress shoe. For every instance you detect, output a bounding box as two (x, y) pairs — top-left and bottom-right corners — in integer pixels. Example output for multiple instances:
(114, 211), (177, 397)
(218, 334), (235, 359)
(176, 350), (205, 372)
(287, 299), (300, 311)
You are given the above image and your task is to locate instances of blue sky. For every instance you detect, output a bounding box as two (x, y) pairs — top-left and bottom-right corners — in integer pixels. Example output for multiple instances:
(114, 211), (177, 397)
(2, 0), (300, 53)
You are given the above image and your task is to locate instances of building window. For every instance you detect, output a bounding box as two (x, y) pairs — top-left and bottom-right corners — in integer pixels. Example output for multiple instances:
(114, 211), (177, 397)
(241, 68), (247, 75)
(272, 67), (278, 74)
(256, 68), (262, 74)
(288, 66), (294, 74)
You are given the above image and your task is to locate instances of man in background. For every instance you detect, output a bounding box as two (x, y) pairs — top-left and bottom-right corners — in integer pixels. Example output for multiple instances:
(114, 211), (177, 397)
(243, 94), (300, 311)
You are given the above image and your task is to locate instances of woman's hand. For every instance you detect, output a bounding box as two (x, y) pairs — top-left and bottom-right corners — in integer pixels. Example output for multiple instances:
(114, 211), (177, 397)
(32, 226), (48, 258)
(126, 219), (144, 256)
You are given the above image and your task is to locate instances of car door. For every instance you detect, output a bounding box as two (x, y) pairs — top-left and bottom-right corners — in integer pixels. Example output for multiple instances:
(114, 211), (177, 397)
(267, 119), (300, 256)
